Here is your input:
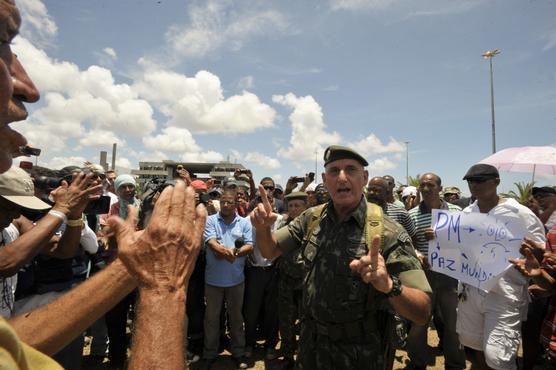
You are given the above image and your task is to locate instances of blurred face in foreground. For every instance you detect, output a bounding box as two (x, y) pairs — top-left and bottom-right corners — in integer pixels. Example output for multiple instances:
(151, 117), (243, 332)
(0, 0), (40, 173)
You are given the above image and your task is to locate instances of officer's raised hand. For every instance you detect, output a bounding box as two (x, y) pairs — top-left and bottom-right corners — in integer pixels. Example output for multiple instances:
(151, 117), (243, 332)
(250, 184), (278, 229)
(349, 235), (392, 293)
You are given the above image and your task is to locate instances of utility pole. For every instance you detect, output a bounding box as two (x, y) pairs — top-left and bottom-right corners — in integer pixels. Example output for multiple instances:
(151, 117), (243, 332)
(482, 49), (500, 154)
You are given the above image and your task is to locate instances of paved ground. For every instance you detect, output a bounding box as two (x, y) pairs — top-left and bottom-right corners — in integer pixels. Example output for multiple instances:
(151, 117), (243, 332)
(82, 327), (477, 369)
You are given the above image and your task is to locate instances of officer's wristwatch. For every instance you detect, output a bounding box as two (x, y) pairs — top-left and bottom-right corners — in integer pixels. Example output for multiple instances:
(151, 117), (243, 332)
(385, 274), (403, 298)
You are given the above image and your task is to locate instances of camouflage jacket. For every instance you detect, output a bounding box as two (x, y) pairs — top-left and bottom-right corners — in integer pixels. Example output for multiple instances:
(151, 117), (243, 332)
(275, 197), (431, 325)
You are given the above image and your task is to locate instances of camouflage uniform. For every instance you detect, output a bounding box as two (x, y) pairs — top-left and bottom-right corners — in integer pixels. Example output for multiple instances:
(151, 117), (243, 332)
(274, 197), (431, 370)
(277, 218), (305, 359)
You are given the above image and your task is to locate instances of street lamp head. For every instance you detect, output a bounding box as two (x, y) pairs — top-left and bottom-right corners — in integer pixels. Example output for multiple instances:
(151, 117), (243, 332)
(482, 49), (501, 59)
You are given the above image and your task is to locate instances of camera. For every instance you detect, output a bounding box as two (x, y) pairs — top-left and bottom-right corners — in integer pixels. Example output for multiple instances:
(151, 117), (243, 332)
(19, 145), (41, 157)
(34, 175), (61, 191)
(292, 176), (305, 183)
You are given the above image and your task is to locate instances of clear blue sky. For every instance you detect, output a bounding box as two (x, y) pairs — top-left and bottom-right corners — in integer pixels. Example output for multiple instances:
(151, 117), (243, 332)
(13, 0), (556, 194)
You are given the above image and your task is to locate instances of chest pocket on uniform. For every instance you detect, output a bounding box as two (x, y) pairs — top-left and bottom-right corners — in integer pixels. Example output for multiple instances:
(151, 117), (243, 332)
(332, 242), (368, 308)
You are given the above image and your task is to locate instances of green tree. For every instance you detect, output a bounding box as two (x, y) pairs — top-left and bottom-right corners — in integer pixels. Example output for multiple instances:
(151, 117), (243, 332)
(396, 174), (421, 188)
(501, 181), (535, 205)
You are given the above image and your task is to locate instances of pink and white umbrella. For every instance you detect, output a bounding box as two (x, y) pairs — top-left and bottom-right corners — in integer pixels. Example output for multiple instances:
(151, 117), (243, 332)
(479, 146), (556, 181)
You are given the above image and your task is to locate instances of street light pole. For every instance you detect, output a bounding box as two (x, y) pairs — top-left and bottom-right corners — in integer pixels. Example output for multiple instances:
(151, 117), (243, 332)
(482, 49), (500, 154)
(404, 141), (409, 185)
(314, 147), (318, 184)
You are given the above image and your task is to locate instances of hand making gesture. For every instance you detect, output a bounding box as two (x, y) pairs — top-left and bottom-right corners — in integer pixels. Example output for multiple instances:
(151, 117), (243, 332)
(108, 180), (207, 291)
(349, 235), (392, 294)
(250, 184), (278, 230)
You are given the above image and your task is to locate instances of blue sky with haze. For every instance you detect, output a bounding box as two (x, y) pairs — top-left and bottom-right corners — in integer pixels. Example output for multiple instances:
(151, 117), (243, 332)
(12, 0), (556, 193)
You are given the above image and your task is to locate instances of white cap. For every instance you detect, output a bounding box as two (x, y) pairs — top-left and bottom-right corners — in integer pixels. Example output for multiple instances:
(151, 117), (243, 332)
(401, 186), (417, 199)
(305, 182), (317, 192)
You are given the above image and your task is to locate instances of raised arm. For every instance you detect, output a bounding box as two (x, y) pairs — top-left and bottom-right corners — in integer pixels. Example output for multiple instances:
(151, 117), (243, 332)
(9, 259), (135, 355)
(0, 172), (102, 276)
(112, 181), (206, 370)
(250, 185), (281, 259)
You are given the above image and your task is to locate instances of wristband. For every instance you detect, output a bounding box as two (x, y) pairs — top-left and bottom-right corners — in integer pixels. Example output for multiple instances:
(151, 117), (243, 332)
(66, 218), (83, 227)
(48, 210), (68, 224)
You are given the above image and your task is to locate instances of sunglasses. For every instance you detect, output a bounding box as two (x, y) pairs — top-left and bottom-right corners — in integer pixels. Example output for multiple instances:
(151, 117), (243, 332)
(263, 185), (275, 191)
(466, 177), (491, 184)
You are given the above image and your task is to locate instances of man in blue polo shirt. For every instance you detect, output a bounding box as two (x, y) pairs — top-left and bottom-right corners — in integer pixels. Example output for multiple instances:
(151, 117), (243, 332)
(202, 189), (254, 369)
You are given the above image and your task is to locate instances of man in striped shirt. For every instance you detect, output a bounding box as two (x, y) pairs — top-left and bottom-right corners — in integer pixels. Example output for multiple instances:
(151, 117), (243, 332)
(366, 177), (417, 245)
(406, 173), (466, 370)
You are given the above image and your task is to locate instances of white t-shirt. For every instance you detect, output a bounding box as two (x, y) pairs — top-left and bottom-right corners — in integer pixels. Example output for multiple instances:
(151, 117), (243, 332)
(0, 224), (20, 318)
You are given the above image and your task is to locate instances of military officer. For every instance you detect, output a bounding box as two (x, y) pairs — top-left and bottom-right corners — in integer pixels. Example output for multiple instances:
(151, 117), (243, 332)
(251, 145), (432, 370)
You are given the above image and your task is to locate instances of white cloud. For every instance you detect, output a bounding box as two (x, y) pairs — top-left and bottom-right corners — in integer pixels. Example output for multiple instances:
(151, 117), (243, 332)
(351, 134), (405, 156)
(367, 157), (397, 173)
(404, 1), (482, 18)
(12, 37), (157, 153)
(165, 0), (289, 59)
(17, 0), (58, 47)
(103, 47), (117, 59)
(79, 129), (125, 148)
(134, 68), (276, 134)
(180, 151), (225, 163)
(237, 75), (254, 90)
(542, 28), (556, 51)
(330, 0), (396, 11)
(115, 156), (132, 170)
(95, 47), (118, 67)
(244, 152), (281, 169)
(44, 156), (88, 170)
(143, 127), (201, 153)
(273, 93), (341, 162)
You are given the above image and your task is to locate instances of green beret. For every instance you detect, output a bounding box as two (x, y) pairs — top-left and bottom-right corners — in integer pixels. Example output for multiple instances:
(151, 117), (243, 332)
(323, 145), (368, 167)
(285, 191), (308, 201)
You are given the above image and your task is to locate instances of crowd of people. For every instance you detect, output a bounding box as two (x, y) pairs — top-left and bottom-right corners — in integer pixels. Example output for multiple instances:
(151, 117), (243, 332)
(2, 1), (556, 370)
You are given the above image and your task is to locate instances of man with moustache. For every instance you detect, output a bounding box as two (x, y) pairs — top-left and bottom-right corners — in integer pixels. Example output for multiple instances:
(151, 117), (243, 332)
(251, 145), (431, 370)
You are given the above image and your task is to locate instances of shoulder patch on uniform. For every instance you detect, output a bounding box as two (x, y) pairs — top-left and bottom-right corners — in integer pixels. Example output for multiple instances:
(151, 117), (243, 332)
(397, 231), (412, 244)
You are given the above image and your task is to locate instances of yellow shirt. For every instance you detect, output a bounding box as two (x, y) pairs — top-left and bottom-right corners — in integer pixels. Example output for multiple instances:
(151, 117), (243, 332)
(0, 317), (63, 370)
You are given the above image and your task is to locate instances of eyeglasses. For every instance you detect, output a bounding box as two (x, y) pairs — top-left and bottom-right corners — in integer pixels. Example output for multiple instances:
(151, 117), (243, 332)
(466, 177), (491, 184)
(263, 185), (275, 191)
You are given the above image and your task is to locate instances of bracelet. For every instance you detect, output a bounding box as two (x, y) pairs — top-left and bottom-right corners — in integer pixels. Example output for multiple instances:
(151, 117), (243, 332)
(48, 210), (68, 224)
(66, 218), (83, 227)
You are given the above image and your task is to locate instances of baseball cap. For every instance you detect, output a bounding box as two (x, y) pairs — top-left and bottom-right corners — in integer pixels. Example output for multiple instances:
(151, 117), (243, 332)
(190, 180), (208, 191)
(401, 186), (417, 199)
(443, 186), (461, 195)
(0, 167), (51, 210)
(285, 191), (308, 201)
(305, 183), (317, 192)
(224, 177), (238, 187)
(463, 164), (499, 180)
